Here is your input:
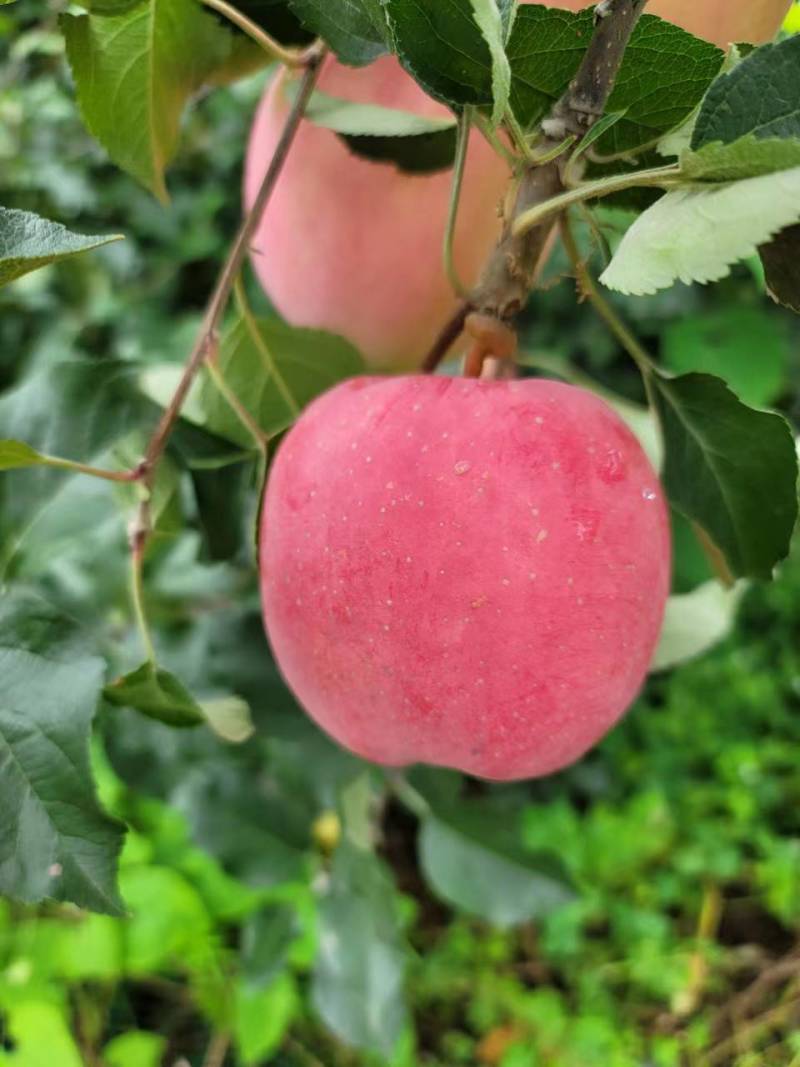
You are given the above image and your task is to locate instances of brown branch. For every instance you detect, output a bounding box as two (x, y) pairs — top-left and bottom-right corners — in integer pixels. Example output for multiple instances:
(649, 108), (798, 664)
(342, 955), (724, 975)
(139, 43), (326, 486)
(124, 44), (326, 657)
(421, 0), (649, 374)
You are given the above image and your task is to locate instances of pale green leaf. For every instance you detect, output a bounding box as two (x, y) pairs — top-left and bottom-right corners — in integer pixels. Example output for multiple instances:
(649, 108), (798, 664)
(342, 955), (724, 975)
(681, 134), (800, 181)
(0, 206), (121, 287)
(651, 580), (747, 672)
(300, 87), (456, 137)
(470, 0), (511, 125)
(288, 84), (458, 171)
(312, 841), (407, 1056)
(234, 974), (298, 1066)
(419, 808), (575, 927)
(103, 1031), (167, 1067)
(0, 1001), (84, 1067)
(200, 696), (254, 744)
(601, 166), (800, 295)
(0, 440), (48, 470)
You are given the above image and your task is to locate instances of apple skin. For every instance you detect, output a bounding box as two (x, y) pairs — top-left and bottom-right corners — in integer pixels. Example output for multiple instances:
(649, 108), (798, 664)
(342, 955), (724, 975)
(260, 376), (671, 781)
(245, 56), (510, 370)
(552, 0), (791, 48)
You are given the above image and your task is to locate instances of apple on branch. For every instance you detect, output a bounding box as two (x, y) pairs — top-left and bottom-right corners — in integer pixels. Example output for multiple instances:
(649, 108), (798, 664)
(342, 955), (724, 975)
(260, 376), (671, 781)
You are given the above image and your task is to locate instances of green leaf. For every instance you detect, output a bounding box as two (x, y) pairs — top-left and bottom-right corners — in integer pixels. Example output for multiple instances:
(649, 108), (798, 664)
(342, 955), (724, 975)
(507, 9), (722, 154)
(0, 360), (154, 539)
(651, 580), (746, 672)
(600, 166), (800, 295)
(682, 134), (800, 180)
(287, 0), (387, 65)
(419, 806), (575, 927)
(120, 864), (216, 972)
(382, 0), (497, 111)
(650, 372), (798, 580)
(692, 35), (800, 152)
(103, 1031), (168, 1067)
(0, 589), (124, 914)
(61, 0), (232, 201)
(240, 903), (297, 989)
(0, 440), (49, 470)
(295, 85), (458, 172)
(312, 841), (408, 1056)
(760, 222), (800, 314)
(662, 307), (789, 407)
(0, 206), (121, 287)
(173, 753), (310, 888)
(143, 314), (364, 448)
(200, 696), (255, 744)
(234, 973), (298, 1066)
(104, 662), (205, 728)
(0, 1001), (84, 1067)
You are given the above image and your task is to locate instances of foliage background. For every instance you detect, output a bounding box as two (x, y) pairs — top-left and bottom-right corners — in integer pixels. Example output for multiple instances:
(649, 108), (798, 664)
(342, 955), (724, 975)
(1, 3), (800, 1065)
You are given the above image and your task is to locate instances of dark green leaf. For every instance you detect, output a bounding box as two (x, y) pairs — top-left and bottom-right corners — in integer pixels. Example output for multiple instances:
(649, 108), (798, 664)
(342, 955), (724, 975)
(0, 206), (121, 287)
(760, 222), (800, 314)
(382, 0), (496, 110)
(650, 371), (798, 580)
(312, 841), (408, 1056)
(104, 662), (205, 728)
(419, 804), (575, 927)
(241, 903), (298, 989)
(287, 0), (387, 65)
(61, 0), (233, 200)
(508, 9), (723, 154)
(692, 35), (800, 151)
(0, 589), (124, 914)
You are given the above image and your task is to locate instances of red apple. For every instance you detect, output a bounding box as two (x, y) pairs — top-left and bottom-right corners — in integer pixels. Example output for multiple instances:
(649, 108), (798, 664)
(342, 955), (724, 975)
(245, 56), (510, 370)
(260, 376), (671, 781)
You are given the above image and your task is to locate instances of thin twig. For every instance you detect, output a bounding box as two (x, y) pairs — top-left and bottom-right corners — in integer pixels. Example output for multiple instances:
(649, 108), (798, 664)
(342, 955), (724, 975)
(559, 211), (653, 378)
(512, 164), (680, 238)
(124, 44), (326, 656)
(202, 1031), (231, 1067)
(201, 0), (308, 67)
(443, 107), (472, 299)
(420, 301), (472, 373)
(139, 44), (325, 485)
(129, 534), (156, 663)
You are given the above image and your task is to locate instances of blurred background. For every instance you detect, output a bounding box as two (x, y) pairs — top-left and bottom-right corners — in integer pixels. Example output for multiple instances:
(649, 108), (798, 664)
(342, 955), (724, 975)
(2, 3), (800, 1065)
